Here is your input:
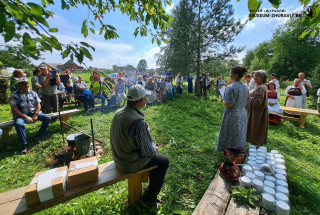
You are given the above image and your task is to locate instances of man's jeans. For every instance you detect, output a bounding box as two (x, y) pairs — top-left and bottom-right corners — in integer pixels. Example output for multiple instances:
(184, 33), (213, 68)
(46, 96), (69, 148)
(95, 93), (106, 108)
(15, 112), (51, 146)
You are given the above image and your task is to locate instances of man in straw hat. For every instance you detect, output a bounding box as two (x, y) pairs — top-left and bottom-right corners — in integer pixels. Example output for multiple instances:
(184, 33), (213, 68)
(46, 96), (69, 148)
(110, 85), (169, 210)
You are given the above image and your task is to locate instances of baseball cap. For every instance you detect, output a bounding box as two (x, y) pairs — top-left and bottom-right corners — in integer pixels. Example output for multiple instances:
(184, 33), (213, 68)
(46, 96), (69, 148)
(72, 77), (79, 83)
(16, 77), (29, 84)
(127, 85), (151, 101)
(40, 64), (47, 69)
(271, 73), (277, 76)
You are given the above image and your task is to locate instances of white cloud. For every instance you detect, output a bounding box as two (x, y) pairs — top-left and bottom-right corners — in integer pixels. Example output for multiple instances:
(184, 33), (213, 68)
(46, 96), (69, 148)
(165, 3), (175, 13)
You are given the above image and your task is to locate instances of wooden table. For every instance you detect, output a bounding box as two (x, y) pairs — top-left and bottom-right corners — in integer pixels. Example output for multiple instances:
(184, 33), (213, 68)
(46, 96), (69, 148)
(0, 161), (157, 215)
(193, 173), (274, 215)
(280, 106), (320, 128)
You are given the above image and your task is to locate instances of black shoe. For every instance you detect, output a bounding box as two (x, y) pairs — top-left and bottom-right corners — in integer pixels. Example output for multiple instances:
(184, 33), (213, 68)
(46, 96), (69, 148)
(139, 196), (159, 210)
(20, 145), (28, 154)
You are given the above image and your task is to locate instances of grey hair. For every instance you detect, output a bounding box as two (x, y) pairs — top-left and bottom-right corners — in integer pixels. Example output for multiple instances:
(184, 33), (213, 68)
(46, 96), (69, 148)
(255, 70), (268, 84)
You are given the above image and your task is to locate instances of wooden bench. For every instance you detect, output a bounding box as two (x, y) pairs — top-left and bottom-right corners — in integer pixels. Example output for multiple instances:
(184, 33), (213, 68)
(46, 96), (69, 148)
(280, 106), (320, 128)
(193, 172), (273, 215)
(0, 109), (82, 139)
(0, 161), (157, 215)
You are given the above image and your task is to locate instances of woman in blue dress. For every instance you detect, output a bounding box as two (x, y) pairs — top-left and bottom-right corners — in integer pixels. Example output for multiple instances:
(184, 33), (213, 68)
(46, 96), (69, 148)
(187, 73), (194, 93)
(216, 66), (249, 151)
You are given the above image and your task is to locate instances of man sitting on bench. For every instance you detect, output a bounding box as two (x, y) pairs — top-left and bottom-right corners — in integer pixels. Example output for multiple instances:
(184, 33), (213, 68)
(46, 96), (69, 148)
(110, 85), (169, 210)
(9, 77), (51, 154)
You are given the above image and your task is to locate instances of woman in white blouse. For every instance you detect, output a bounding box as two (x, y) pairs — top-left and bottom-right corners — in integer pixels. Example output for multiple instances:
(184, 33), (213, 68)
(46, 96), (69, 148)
(285, 79), (306, 117)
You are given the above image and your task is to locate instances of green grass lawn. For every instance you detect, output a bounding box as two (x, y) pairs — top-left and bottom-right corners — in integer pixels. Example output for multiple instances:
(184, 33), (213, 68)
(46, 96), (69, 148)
(0, 85), (320, 214)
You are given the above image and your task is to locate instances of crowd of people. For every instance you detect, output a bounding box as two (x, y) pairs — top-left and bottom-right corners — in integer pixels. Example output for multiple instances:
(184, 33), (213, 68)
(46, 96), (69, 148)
(216, 66), (318, 153)
(6, 64), (320, 210)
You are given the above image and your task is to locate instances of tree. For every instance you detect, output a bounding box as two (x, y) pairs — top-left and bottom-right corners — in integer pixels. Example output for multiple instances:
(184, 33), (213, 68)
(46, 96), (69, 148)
(0, 0), (173, 65)
(156, 0), (197, 77)
(270, 18), (320, 80)
(249, 42), (272, 72)
(190, 0), (245, 97)
(0, 44), (38, 74)
(242, 49), (255, 69)
(242, 18), (320, 80)
(238, 0), (320, 38)
(137, 59), (148, 72)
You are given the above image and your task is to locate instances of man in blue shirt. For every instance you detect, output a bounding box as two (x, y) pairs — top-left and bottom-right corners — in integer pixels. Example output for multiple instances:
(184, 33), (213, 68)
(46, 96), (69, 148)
(9, 77), (51, 154)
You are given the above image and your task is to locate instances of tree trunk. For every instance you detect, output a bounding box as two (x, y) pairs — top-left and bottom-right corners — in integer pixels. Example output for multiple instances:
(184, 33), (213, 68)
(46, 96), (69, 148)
(195, 0), (202, 98)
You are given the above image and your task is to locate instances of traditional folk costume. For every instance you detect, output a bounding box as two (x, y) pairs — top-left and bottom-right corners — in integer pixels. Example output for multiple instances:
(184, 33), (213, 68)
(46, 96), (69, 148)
(267, 82), (282, 124)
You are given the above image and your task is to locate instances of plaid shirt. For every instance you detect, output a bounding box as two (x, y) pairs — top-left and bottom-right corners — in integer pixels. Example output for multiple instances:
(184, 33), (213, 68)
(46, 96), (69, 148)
(128, 110), (156, 157)
(9, 90), (41, 117)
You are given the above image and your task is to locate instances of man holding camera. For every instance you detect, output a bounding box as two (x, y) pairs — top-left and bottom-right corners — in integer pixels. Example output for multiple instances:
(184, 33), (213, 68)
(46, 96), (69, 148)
(38, 64), (60, 113)
(9, 77), (51, 154)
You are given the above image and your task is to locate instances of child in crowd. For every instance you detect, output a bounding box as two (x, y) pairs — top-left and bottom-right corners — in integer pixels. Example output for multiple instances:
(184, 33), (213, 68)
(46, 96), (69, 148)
(65, 81), (74, 102)
(157, 77), (167, 103)
(136, 75), (145, 86)
(165, 77), (174, 100)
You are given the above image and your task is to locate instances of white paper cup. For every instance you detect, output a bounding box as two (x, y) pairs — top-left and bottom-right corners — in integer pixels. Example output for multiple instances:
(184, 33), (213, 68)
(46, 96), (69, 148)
(276, 164), (286, 171)
(276, 186), (289, 197)
(275, 193), (289, 204)
(256, 159), (265, 165)
(258, 146), (267, 153)
(265, 175), (276, 183)
(276, 168), (287, 176)
(256, 156), (265, 161)
(247, 160), (256, 166)
(266, 160), (275, 167)
(240, 176), (252, 188)
(274, 154), (284, 159)
(276, 180), (288, 188)
(258, 152), (266, 157)
(252, 165), (260, 171)
(262, 193), (275, 211)
(252, 179), (264, 193)
(254, 170), (265, 181)
(275, 174), (287, 181)
(275, 201), (290, 215)
(249, 153), (258, 157)
(249, 148), (257, 153)
(265, 154), (272, 160)
(264, 180), (276, 189)
(248, 156), (256, 161)
(263, 186), (276, 197)
(242, 165), (253, 175)
(245, 172), (256, 181)
(271, 150), (279, 154)
(275, 158), (285, 166)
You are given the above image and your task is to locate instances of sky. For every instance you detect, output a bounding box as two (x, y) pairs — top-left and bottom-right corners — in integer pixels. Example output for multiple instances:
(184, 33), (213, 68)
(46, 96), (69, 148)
(4, 0), (308, 70)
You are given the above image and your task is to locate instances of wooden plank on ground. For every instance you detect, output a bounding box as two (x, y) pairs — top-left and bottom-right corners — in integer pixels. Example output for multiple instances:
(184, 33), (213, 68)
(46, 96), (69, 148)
(225, 197), (260, 215)
(0, 161), (157, 215)
(192, 173), (237, 215)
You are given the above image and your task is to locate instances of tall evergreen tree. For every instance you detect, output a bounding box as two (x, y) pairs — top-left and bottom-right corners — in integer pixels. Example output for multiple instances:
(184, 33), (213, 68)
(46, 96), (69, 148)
(191, 0), (245, 97)
(156, 0), (196, 77)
